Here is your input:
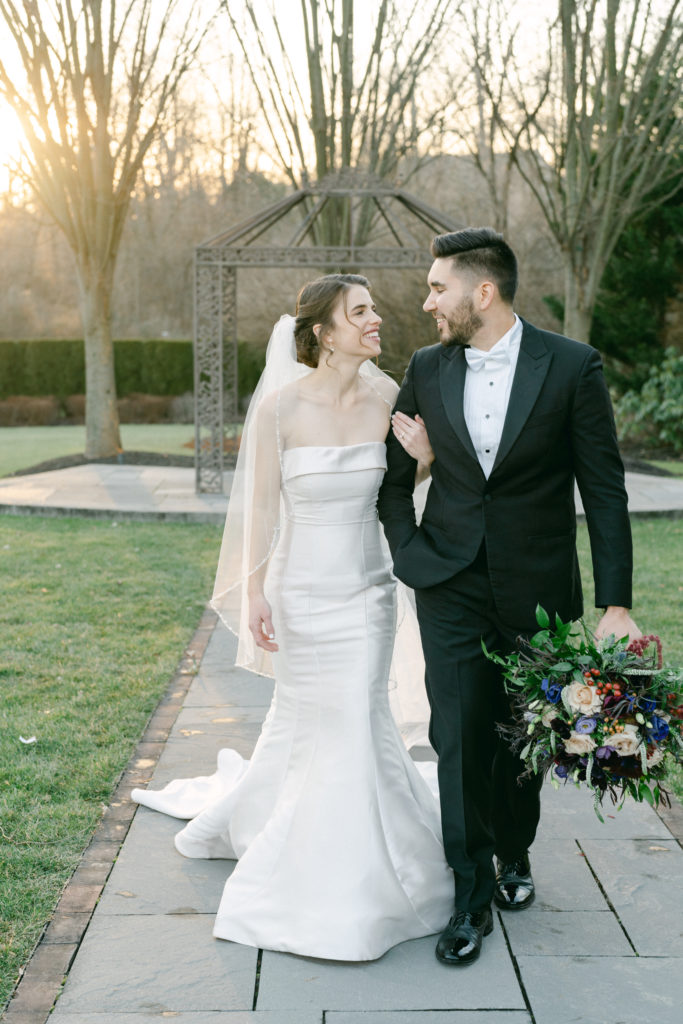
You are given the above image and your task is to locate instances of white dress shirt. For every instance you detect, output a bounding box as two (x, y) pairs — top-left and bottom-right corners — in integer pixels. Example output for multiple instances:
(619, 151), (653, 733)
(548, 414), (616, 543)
(463, 314), (523, 478)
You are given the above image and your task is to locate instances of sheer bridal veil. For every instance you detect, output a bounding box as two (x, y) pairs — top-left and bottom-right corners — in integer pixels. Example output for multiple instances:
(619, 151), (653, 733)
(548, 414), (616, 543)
(210, 314), (430, 748)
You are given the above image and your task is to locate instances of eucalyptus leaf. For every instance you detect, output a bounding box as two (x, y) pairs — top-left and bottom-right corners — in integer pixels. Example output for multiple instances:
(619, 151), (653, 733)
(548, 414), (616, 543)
(639, 742), (649, 776)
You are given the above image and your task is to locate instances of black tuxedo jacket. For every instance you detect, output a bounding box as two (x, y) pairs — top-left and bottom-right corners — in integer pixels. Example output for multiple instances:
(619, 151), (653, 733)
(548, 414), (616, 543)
(377, 318), (632, 629)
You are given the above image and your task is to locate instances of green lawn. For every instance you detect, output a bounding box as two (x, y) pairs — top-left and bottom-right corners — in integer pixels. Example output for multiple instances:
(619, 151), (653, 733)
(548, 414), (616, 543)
(651, 459), (683, 478)
(577, 518), (683, 660)
(0, 514), (681, 1009)
(0, 425), (196, 477)
(0, 516), (222, 1009)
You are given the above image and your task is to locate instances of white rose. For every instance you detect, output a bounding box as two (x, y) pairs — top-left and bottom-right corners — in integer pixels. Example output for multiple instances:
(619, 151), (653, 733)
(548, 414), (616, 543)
(646, 747), (665, 768)
(608, 724), (642, 757)
(566, 680), (603, 716)
(563, 732), (597, 755)
(542, 706), (560, 727)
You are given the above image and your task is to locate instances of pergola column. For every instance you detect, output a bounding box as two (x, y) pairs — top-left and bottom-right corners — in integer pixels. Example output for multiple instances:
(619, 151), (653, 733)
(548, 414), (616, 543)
(194, 257), (238, 493)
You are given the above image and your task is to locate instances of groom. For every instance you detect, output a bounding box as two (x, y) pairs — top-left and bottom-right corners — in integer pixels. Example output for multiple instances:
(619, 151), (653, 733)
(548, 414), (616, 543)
(377, 227), (639, 966)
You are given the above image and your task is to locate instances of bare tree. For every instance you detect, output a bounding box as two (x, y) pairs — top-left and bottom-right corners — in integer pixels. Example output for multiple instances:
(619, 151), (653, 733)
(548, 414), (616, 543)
(471, 0), (682, 342)
(444, 1), (551, 235)
(222, 0), (459, 246)
(0, 0), (210, 456)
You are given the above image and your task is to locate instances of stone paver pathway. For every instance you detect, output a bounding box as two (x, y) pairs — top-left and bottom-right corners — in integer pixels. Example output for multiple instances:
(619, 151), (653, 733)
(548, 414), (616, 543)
(7, 619), (681, 1024)
(1, 464), (683, 522)
(3, 462), (683, 1022)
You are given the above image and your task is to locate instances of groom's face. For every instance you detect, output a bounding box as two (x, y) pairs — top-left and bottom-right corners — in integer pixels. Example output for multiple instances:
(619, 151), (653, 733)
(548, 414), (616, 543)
(423, 258), (483, 347)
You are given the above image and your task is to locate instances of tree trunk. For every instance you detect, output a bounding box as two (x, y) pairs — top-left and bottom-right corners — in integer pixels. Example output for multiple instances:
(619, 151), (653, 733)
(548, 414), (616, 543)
(562, 258), (593, 344)
(78, 265), (122, 458)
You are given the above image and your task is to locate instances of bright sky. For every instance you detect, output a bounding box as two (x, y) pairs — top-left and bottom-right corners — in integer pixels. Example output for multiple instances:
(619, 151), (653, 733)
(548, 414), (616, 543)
(1, 0), (657, 198)
(0, 0), (561, 196)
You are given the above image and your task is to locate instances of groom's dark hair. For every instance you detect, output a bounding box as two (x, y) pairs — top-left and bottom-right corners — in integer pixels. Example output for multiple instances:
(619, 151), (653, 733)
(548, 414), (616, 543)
(431, 228), (518, 305)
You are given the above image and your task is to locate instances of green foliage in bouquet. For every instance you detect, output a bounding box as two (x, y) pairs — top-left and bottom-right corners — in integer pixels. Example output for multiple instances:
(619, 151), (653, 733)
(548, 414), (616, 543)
(484, 607), (683, 821)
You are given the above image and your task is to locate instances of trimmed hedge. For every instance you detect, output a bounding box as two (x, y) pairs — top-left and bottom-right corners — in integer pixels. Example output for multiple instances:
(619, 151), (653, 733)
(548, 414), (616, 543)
(0, 339), (266, 400)
(0, 340), (86, 399)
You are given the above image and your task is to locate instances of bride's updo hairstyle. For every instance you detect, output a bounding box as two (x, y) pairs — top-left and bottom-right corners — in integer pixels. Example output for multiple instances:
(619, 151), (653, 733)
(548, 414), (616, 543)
(294, 273), (371, 367)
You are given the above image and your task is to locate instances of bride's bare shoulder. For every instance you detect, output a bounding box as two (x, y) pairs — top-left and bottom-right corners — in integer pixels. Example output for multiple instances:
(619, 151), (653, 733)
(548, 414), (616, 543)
(369, 372), (399, 406)
(257, 380), (300, 416)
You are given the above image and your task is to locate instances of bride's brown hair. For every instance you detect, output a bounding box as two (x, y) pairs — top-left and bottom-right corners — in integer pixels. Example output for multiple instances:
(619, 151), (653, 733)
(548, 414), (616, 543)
(294, 273), (371, 368)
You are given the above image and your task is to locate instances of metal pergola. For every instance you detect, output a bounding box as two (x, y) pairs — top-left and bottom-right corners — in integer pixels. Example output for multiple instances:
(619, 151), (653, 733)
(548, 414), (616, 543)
(194, 173), (461, 492)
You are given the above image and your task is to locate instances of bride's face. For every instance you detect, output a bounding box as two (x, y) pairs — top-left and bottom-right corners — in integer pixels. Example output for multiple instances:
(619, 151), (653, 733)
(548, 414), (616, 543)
(327, 285), (382, 360)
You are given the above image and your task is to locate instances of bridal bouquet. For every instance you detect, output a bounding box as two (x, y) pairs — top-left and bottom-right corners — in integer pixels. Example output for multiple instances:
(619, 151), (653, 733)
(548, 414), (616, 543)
(485, 608), (683, 820)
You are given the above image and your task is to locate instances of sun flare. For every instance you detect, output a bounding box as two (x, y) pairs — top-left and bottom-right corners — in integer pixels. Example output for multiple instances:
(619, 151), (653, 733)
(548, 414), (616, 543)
(0, 100), (26, 192)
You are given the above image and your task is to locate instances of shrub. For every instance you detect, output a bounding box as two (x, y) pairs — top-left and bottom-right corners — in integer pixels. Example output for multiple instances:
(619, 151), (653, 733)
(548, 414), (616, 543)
(169, 392), (194, 424)
(237, 341), (266, 402)
(117, 393), (174, 424)
(615, 347), (683, 451)
(64, 394), (85, 422)
(0, 339), (266, 406)
(0, 340), (85, 399)
(0, 395), (61, 426)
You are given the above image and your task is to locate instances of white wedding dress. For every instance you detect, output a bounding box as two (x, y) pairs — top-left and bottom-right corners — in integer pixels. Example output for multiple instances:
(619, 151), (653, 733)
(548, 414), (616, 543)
(132, 441), (452, 961)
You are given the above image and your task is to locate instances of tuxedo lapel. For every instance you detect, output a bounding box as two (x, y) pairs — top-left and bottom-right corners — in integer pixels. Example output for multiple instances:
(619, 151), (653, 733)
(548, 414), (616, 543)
(438, 344), (479, 463)
(492, 319), (552, 474)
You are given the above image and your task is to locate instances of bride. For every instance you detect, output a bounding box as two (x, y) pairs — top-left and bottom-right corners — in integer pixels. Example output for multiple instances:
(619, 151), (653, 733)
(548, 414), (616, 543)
(132, 274), (452, 961)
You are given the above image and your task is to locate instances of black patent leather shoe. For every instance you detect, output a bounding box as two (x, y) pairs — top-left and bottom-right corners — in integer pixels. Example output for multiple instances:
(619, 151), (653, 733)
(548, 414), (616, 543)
(493, 852), (535, 911)
(435, 907), (493, 966)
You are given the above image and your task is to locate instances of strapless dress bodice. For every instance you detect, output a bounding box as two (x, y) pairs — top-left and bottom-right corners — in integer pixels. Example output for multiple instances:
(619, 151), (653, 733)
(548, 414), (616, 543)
(281, 441), (387, 526)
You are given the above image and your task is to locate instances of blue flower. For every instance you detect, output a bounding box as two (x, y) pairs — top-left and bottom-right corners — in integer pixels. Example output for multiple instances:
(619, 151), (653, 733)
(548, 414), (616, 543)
(596, 745), (615, 759)
(541, 677), (563, 704)
(638, 697), (657, 714)
(554, 764), (569, 779)
(575, 716), (597, 734)
(647, 715), (669, 742)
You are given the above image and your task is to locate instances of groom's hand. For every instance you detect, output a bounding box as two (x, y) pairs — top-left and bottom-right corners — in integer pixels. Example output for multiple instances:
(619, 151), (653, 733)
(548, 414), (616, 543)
(594, 605), (641, 644)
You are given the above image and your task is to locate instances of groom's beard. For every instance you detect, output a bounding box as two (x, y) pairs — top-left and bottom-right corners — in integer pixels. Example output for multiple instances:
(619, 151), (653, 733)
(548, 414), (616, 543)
(441, 297), (483, 348)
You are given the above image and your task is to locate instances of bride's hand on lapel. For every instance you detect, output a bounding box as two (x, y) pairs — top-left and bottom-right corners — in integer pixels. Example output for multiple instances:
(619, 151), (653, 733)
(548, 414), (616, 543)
(594, 606), (642, 644)
(392, 412), (434, 484)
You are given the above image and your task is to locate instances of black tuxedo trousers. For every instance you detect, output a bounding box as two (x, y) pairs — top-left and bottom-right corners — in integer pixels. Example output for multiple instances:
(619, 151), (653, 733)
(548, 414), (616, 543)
(377, 320), (633, 912)
(415, 541), (544, 911)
